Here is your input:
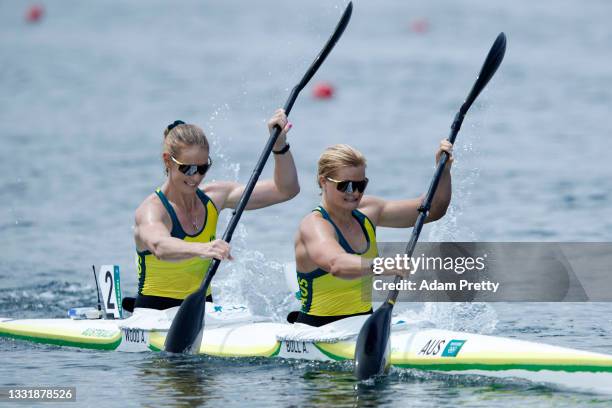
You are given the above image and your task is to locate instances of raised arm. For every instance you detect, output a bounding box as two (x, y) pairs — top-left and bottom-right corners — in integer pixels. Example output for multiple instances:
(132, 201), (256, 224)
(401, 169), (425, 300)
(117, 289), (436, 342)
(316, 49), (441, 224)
(359, 139), (453, 228)
(134, 197), (231, 261)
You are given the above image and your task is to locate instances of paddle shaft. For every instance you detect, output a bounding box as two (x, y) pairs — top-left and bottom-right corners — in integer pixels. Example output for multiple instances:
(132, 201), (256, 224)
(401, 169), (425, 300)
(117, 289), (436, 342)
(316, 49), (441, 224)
(198, 2), (353, 296)
(386, 33), (507, 304)
(164, 2), (353, 353)
(386, 122), (458, 304)
(198, 91), (298, 294)
(354, 32), (507, 379)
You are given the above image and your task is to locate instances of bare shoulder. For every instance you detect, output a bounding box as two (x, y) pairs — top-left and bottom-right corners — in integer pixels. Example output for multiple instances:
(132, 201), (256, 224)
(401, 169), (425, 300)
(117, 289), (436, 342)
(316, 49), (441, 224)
(298, 211), (335, 240)
(298, 211), (323, 232)
(295, 212), (327, 271)
(202, 181), (240, 209)
(134, 193), (172, 251)
(202, 181), (238, 195)
(135, 193), (167, 225)
(357, 195), (384, 223)
(295, 211), (336, 268)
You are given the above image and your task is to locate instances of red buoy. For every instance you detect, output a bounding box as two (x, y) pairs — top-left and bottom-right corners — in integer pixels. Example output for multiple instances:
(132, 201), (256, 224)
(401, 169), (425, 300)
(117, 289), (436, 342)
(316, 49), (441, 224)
(313, 82), (335, 99)
(25, 5), (44, 23)
(410, 18), (429, 34)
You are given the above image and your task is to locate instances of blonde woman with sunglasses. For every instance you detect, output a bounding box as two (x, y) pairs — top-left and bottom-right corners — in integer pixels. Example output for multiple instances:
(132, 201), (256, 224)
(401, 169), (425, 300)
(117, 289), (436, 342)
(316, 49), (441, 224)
(292, 142), (452, 326)
(132, 109), (298, 310)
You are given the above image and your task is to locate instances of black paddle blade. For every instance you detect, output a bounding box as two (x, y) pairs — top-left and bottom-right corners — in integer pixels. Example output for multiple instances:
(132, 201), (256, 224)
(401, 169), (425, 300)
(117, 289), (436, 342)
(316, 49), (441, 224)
(354, 301), (393, 380)
(296, 2), (353, 92)
(463, 32), (507, 112)
(164, 289), (206, 353)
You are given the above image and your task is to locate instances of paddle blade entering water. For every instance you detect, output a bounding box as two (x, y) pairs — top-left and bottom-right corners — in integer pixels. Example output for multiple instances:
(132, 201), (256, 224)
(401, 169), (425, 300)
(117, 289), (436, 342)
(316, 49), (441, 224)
(354, 301), (393, 380)
(164, 290), (206, 353)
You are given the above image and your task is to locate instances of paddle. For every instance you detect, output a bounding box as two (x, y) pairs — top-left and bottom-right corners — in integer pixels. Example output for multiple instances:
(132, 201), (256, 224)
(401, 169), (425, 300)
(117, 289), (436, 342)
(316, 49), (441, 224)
(353, 32), (507, 380)
(164, 2), (354, 353)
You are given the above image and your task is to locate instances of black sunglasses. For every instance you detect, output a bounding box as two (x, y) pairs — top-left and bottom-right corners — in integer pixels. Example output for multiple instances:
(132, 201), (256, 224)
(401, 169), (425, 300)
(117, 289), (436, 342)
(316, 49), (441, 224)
(326, 177), (369, 193)
(171, 156), (212, 176)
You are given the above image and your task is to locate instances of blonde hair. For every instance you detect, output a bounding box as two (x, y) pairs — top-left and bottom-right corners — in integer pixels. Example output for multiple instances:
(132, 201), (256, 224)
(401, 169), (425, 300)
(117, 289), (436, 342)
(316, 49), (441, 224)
(317, 144), (366, 187)
(162, 122), (209, 173)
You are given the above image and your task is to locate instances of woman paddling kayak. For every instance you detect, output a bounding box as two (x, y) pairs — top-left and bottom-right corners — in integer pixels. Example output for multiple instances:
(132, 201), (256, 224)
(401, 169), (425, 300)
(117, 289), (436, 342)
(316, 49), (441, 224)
(293, 142), (453, 326)
(133, 109), (298, 310)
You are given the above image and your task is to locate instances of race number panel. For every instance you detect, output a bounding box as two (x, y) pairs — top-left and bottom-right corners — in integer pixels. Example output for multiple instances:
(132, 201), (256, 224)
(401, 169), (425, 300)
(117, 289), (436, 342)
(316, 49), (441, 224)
(97, 265), (123, 319)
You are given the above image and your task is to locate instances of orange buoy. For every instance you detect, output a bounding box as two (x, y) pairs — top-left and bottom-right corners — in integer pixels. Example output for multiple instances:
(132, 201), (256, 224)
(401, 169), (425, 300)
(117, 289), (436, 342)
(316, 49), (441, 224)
(313, 82), (334, 99)
(25, 5), (44, 23)
(410, 18), (429, 34)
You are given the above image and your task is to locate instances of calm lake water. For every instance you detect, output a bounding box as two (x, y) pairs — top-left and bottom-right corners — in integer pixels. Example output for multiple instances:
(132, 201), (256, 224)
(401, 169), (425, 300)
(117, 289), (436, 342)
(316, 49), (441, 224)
(1, 0), (611, 406)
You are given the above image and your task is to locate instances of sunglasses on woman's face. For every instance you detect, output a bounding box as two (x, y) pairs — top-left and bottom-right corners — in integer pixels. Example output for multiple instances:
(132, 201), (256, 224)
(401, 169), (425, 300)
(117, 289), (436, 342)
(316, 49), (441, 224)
(171, 156), (212, 176)
(326, 177), (369, 193)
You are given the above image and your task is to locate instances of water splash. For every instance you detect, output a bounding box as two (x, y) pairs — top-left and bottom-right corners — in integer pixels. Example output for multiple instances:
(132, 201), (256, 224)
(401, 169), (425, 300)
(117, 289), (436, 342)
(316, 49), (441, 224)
(205, 104), (241, 183)
(428, 147), (481, 242)
(213, 241), (297, 321)
(394, 302), (497, 334)
(413, 117), (498, 334)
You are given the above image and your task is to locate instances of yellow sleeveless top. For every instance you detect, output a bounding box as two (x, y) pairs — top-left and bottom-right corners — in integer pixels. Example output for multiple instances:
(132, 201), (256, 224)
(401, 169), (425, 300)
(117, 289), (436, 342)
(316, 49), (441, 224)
(297, 206), (378, 316)
(137, 189), (218, 299)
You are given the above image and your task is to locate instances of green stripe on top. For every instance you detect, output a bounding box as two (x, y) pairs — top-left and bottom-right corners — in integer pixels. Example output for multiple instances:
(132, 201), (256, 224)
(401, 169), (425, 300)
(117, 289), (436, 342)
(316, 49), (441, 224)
(137, 252), (147, 295)
(155, 189), (184, 238)
(314, 206), (371, 255)
(0, 330), (122, 351)
(392, 362), (612, 373)
(154, 188), (213, 239)
(296, 269), (324, 313)
(313, 343), (350, 361)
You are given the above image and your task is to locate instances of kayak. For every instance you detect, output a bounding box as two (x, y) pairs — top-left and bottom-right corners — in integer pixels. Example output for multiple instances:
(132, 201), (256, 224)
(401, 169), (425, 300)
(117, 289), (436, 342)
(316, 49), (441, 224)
(1, 305), (612, 393)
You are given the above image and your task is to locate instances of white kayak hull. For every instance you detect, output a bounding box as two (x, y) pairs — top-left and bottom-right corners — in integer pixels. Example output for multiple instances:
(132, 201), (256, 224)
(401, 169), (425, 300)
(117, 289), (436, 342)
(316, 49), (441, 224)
(2, 307), (611, 393)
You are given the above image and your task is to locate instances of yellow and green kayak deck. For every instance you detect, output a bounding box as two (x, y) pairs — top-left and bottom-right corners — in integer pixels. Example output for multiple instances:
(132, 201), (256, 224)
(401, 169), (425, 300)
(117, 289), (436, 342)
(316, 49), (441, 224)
(1, 312), (611, 377)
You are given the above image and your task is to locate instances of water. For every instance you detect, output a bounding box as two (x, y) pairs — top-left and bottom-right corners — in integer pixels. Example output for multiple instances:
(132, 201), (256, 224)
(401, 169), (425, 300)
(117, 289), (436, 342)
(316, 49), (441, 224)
(1, 0), (612, 406)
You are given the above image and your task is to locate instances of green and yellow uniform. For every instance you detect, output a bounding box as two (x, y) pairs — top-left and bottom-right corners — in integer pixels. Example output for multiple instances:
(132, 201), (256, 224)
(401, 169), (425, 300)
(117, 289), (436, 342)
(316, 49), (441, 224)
(136, 189), (217, 306)
(296, 206), (377, 325)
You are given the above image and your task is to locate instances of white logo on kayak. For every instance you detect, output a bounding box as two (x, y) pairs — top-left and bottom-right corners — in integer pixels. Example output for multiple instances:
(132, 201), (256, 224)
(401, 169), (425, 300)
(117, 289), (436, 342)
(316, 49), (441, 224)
(81, 328), (116, 338)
